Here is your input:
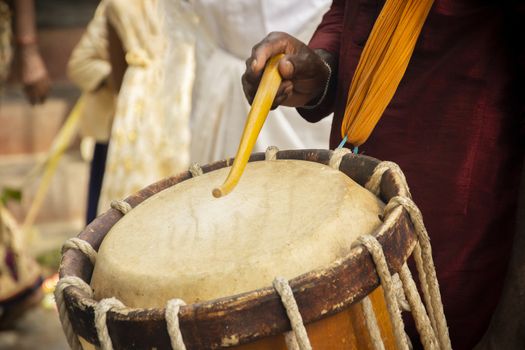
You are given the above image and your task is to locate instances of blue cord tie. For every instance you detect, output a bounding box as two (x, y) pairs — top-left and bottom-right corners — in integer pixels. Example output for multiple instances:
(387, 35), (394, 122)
(337, 135), (348, 149)
(337, 136), (359, 154)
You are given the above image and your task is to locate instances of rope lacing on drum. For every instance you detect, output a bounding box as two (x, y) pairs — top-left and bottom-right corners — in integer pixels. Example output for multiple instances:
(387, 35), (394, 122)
(166, 299), (188, 350)
(95, 298), (126, 350)
(365, 161), (409, 196)
(329, 148), (351, 170)
(361, 296), (386, 350)
(55, 276), (94, 350)
(357, 161), (451, 350)
(56, 274), (190, 350)
(392, 272), (411, 312)
(398, 263), (440, 349)
(358, 234), (410, 350)
(189, 163), (203, 177)
(62, 237), (97, 265)
(110, 199), (132, 215)
(55, 275), (131, 350)
(273, 277), (312, 350)
(385, 196), (451, 350)
(265, 146), (279, 161)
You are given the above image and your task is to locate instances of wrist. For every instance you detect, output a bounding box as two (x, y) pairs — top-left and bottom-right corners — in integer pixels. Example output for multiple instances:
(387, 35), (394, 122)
(16, 35), (37, 47)
(302, 58), (332, 109)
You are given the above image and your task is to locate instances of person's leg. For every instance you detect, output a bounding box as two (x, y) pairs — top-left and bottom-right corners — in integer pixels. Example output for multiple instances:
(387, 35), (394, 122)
(86, 142), (109, 224)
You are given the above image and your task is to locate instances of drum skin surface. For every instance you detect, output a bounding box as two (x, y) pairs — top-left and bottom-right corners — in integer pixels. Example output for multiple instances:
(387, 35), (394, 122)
(91, 160), (385, 307)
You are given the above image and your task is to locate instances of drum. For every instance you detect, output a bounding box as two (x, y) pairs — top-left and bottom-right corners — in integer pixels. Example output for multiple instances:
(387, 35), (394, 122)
(57, 149), (449, 350)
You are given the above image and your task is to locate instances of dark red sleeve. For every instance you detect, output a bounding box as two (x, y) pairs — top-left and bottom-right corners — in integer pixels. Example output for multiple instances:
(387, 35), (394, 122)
(508, 3), (525, 145)
(298, 0), (346, 123)
(309, 0), (345, 55)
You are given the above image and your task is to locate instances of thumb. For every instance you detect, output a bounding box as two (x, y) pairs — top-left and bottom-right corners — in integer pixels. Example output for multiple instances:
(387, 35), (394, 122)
(279, 53), (315, 81)
(278, 58), (295, 80)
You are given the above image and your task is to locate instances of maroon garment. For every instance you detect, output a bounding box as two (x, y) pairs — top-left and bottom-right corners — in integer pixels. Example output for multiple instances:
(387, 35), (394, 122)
(299, 1), (525, 349)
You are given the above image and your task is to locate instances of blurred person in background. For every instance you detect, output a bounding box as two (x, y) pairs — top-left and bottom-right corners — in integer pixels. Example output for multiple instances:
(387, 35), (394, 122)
(72, 0), (332, 219)
(70, 0), (195, 219)
(0, 0), (50, 104)
(67, 1), (116, 224)
(0, 0), (50, 328)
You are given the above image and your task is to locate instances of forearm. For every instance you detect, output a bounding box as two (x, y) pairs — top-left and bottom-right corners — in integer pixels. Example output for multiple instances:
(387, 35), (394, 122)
(68, 45), (111, 92)
(67, 2), (111, 92)
(11, 0), (50, 104)
(13, 0), (37, 46)
(296, 0), (344, 123)
(297, 49), (338, 123)
(68, 58), (111, 93)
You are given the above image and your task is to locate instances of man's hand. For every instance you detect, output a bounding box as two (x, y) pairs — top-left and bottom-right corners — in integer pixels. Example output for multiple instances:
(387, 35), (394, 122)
(242, 32), (331, 109)
(18, 44), (51, 105)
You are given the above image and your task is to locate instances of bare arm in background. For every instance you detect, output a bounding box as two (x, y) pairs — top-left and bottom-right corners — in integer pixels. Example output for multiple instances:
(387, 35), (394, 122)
(12, 0), (50, 104)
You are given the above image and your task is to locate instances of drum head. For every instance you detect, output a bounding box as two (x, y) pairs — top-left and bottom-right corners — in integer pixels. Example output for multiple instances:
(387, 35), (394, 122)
(91, 160), (384, 307)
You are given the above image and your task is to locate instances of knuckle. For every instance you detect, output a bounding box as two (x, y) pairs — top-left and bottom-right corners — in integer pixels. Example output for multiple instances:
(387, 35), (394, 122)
(267, 31), (288, 45)
(251, 43), (261, 55)
(245, 57), (255, 71)
(267, 31), (281, 40)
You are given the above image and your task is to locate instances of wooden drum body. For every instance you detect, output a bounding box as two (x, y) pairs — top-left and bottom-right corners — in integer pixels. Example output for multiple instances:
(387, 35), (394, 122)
(59, 149), (417, 350)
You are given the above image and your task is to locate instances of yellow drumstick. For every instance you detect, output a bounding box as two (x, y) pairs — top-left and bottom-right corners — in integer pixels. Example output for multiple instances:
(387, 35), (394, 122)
(213, 54), (284, 198)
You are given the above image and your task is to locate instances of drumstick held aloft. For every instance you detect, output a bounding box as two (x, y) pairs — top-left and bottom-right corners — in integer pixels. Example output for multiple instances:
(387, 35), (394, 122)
(212, 54), (284, 198)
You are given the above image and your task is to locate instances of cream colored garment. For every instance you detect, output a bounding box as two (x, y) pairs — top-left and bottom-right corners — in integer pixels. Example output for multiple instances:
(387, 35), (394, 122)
(97, 0), (196, 213)
(67, 2), (116, 142)
(92, 160), (385, 307)
(189, 0), (333, 164)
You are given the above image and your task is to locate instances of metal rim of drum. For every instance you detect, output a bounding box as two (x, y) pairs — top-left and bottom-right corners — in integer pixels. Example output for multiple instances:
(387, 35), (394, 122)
(59, 149), (417, 349)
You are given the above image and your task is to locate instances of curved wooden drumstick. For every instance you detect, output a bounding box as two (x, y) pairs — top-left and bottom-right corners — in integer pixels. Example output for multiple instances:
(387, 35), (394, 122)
(212, 54), (284, 198)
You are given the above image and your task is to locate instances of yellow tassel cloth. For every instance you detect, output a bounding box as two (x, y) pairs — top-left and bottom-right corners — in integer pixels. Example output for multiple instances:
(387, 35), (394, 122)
(341, 0), (434, 146)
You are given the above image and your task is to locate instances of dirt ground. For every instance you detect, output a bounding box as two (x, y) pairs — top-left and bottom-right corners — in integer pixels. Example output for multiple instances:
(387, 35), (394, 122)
(0, 307), (68, 350)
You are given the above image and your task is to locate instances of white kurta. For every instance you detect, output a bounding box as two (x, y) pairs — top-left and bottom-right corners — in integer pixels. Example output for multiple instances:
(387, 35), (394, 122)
(189, 0), (333, 164)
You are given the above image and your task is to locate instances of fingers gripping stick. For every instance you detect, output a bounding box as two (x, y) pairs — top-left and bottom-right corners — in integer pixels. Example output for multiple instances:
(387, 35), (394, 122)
(212, 54), (284, 198)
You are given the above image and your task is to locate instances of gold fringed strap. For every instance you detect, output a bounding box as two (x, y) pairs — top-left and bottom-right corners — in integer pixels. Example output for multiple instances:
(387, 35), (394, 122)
(213, 54), (284, 198)
(341, 0), (434, 146)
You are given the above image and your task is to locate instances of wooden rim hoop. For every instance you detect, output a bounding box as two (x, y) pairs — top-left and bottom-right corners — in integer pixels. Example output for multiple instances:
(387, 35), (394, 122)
(59, 149), (417, 349)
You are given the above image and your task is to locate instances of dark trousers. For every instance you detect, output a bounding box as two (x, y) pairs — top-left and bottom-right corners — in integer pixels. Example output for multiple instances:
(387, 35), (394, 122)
(86, 142), (109, 224)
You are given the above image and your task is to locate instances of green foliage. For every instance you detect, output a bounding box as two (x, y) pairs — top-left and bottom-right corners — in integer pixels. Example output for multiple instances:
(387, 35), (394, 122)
(36, 248), (62, 271)
(0, 187), (22, 205)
